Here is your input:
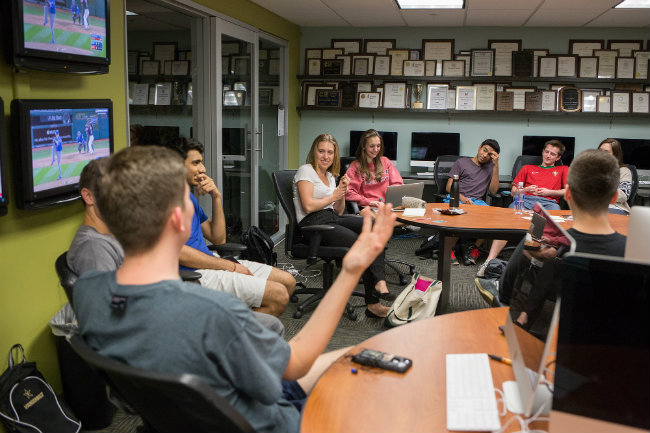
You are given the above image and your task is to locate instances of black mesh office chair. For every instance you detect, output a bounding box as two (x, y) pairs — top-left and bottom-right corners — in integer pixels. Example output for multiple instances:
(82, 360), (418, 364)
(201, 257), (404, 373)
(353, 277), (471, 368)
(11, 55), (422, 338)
(511, 155), (543, 179)
(272, 170), (363, 320)
(67, 334), (256, 433)
(433, 155), (462, 202)
(339, 157), (415, 285)
(626, 164), (639, 207)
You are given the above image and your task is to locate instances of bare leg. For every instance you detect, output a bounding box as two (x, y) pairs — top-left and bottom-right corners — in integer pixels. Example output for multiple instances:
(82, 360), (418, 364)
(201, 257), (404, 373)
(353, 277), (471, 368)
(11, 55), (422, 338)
(267, 267), (296, 295)
(485, 239), (508, 262)
(297, 347), (351, 394)
(253, 280), (289, 317)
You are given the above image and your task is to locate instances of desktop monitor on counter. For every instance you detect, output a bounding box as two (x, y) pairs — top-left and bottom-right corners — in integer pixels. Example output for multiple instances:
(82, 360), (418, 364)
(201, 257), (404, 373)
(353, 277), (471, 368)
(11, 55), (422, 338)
(410, 132), (460, 171)
(522, 136), (575, 166)
(349, 130), (398, 161)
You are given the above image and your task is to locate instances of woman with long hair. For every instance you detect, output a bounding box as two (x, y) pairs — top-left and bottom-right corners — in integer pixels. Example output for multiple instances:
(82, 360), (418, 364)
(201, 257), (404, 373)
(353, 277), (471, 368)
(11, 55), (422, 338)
(293, 133), (394, 318)
(598, 138), (632, 215)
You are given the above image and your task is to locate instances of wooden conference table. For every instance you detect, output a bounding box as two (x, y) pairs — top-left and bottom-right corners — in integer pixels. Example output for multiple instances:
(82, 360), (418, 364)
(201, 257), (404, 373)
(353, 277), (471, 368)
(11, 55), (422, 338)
(396, 203), (630, 314)
(302, 307), (544, 433)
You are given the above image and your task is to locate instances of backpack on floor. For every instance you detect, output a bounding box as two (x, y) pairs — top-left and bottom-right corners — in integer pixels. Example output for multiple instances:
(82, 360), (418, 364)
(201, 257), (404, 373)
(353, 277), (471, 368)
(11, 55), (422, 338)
(0, 344), (81, 433)
(415, 234), (439, 259)
(240, 226), (277, 266)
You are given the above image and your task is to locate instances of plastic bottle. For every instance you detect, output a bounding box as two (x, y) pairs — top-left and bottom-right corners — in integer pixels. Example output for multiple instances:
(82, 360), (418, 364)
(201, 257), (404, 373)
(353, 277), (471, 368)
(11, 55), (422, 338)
(514, 181), (524, 214)
(449, 175), (460, 209)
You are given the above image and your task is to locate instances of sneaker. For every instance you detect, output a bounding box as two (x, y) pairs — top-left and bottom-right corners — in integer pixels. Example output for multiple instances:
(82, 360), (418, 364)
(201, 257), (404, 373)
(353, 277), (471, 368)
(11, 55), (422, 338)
(405, 225), (421, 232)
(471, 248), (481, 259)
(463, 249), (476, 266)
(476, 261), (488, 278)
(450, 250), (459, 266)
(475, 278), (502, 307)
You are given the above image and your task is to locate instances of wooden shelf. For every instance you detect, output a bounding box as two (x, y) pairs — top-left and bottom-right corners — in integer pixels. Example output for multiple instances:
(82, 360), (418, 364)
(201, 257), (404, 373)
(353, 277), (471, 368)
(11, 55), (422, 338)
(297, 75), (649, 85)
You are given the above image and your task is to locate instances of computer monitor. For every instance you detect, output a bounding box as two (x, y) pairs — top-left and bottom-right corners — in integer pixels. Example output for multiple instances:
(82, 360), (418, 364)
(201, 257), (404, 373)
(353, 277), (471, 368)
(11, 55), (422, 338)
(0, 97), (8, 216)
(222, 127), (246, 162)
(522, 136), (575, 166)
(615, 138), (650, 171)
(550, 253), (649, 433)
(349, 130), (398, 161)
(11, 99), (114, 210)
(503, 204), (576, 417)
(410, 132), (460, 170)
(141, 126), (180, 147)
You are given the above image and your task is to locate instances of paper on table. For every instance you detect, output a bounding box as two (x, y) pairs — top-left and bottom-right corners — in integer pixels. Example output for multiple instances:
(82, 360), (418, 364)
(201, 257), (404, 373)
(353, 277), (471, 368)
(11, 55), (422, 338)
(403, 208), (426, 217)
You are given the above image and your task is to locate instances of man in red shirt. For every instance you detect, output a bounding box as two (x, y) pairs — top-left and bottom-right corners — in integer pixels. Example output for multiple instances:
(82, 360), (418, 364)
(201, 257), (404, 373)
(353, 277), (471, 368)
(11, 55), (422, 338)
(477, 140), (568, 277)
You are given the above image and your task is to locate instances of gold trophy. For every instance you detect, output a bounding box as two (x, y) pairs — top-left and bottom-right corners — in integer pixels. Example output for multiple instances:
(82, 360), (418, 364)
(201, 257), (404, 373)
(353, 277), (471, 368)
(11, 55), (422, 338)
(412, 83), (424, 109)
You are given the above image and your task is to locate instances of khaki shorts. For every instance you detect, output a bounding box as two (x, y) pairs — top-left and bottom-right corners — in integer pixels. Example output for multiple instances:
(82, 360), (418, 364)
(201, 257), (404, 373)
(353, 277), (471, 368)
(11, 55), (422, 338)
(197, 259), (272, 308)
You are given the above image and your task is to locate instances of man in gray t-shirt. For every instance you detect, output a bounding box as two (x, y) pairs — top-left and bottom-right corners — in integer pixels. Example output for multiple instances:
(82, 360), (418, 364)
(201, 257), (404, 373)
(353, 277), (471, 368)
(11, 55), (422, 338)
(446, 139), (500, 206)
(445, 139), (501, 265)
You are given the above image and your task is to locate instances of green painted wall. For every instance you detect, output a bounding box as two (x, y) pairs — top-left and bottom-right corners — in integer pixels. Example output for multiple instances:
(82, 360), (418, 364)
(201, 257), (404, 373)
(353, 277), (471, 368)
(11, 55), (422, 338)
(299, 27), (649, 173)
(0, 0), (128, 401)
(0, 1), (300, 418)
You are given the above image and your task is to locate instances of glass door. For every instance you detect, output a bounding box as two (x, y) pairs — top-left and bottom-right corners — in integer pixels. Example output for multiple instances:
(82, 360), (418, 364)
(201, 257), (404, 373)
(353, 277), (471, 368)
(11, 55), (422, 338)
(256, 36), (286, 239)
(216, 21), (257, 242)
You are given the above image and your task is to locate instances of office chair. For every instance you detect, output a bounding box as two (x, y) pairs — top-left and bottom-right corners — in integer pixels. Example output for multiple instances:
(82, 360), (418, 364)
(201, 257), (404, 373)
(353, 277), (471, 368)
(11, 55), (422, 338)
(511, 155), (569, 210)
(626, 164), (639, 207)
(272, 170), (364, 320)
(339, 157), (416, 285)
(432, 155), (461, 202)
(67, 334), (256, 433)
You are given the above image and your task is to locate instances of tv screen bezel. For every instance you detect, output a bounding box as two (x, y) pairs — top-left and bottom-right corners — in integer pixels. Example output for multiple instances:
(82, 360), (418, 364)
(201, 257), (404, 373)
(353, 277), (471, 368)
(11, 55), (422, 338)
(0, 97), (8, 216)
(522, 135), (575, 166)
(11, 99), (114, 210)
(8, 0), (111, 74)
(410, 132), (461, 161)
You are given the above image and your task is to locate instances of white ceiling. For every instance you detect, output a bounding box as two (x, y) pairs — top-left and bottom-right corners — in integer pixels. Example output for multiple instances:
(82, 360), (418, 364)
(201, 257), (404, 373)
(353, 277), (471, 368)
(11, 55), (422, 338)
(249, 0), (650, 27)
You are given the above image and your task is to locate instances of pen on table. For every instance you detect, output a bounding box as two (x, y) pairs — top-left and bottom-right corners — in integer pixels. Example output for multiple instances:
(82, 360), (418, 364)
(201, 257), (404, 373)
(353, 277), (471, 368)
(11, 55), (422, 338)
(488, 354), (512, 366)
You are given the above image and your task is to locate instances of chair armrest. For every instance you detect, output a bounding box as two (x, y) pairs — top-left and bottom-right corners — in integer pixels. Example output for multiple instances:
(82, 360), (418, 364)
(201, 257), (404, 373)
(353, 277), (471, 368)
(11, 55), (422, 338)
(179, 269), (202, 283)
(301, 225), (335, 264)
(208, 243), (247, 257)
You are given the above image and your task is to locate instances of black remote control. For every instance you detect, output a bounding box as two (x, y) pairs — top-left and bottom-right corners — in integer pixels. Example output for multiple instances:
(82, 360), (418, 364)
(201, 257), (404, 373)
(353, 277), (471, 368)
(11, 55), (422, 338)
(351, 349), (412, 373)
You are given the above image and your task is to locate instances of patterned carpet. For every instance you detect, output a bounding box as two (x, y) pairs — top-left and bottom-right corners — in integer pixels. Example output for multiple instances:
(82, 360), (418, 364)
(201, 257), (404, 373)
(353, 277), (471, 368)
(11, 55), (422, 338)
(84, 230), (502, 433)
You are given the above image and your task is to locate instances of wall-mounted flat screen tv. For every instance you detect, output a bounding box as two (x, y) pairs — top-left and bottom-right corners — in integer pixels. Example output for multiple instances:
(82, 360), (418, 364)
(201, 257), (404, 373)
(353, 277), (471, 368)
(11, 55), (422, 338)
(0, 98), (8, 216)
(522, 135), (575, 166)
(11, 99), (114, 210)
(6, 0), (110, 73)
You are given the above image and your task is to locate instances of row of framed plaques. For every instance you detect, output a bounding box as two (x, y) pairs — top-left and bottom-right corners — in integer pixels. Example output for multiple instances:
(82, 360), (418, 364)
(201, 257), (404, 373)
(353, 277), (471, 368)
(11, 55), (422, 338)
(129, 81), (192, 106)
(313, 38), (650, 57)
(301, 80), (650, 113)
(128, 46), (191, 76)
(305, 50), (649, 80)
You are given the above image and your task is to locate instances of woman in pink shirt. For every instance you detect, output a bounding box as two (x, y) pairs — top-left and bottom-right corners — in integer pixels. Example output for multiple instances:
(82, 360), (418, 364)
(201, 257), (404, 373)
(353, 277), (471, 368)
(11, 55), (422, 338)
(345, 129), (403, 207)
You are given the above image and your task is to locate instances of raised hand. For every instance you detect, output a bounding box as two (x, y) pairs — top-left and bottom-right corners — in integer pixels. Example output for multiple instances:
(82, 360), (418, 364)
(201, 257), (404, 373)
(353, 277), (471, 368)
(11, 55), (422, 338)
(343, 204), (396, 274)
(196, 174), (221, 199)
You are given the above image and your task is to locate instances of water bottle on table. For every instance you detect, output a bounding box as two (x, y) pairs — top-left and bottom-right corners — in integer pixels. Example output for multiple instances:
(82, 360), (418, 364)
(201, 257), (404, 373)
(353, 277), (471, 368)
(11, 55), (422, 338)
(514, 181), (524, 215)
(449, 175), (460, 209)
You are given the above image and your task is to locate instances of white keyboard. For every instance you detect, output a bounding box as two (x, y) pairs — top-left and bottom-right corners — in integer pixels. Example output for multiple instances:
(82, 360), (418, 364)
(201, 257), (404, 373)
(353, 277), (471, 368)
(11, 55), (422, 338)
(446, 353), (501, 432)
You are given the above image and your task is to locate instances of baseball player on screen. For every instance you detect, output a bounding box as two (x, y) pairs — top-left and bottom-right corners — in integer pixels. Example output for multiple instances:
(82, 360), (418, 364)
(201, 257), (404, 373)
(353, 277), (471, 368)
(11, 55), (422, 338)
(46, 0), (56, 44)
(80, 0), (90, 30)
(85, 119), (95, 155)
(50, 130), (63, 180)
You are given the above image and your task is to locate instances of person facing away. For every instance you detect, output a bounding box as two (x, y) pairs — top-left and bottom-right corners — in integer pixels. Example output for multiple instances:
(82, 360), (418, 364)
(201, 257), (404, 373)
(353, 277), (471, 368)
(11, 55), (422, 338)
(476, 149), (627, 309)
(172, 137), (295, 317)
(73, 145), (397, 433)
(445, 138), (501, 206)
(597, 138), (632, 215)
(345, 129), (403, 207)
(67, 158), (124, 276)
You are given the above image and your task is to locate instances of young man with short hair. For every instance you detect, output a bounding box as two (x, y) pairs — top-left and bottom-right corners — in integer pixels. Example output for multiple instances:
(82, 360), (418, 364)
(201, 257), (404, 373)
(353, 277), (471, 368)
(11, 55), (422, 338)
(73, 146), (397, 433)
(476, 149), (626, 307)
(174, 138), (295, 317)
(478, 139), (569, 276)
(445, 139), (500, 265)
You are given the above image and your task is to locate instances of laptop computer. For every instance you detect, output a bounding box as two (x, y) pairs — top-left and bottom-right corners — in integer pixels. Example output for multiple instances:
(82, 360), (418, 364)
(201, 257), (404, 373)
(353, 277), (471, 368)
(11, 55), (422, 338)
(625, 206), (650, 263)
(384, 183), (424, 207)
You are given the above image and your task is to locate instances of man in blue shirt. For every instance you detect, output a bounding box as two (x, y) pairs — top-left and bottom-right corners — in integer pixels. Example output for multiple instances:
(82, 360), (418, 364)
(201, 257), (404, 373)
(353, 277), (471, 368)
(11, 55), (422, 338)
(50, 130), (63, 180)
(175, 138), (295, 317)
(73, 145), (396, 433)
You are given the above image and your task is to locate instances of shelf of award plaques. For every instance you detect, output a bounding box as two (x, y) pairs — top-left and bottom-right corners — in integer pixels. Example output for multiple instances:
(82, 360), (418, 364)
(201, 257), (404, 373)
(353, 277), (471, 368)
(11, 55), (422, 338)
(129, 73), (193, 112)
(296, 74), (650, 118)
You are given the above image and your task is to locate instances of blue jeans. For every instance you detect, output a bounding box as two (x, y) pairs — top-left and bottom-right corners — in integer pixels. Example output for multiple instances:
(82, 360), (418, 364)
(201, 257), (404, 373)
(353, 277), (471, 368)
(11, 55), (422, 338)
(443, 195), (488, 206)
(508, 195), (560, 211)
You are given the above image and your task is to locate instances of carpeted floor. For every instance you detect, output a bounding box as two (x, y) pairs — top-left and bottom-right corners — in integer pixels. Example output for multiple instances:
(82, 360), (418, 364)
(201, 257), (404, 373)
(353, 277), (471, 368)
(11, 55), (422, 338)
(84, 230), (502, 433)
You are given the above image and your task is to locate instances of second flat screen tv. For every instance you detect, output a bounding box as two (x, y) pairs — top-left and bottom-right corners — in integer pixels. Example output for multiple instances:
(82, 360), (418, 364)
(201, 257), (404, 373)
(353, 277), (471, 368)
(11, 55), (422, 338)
(522, 136), (575, 166)
(349, 131), (398, 161)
